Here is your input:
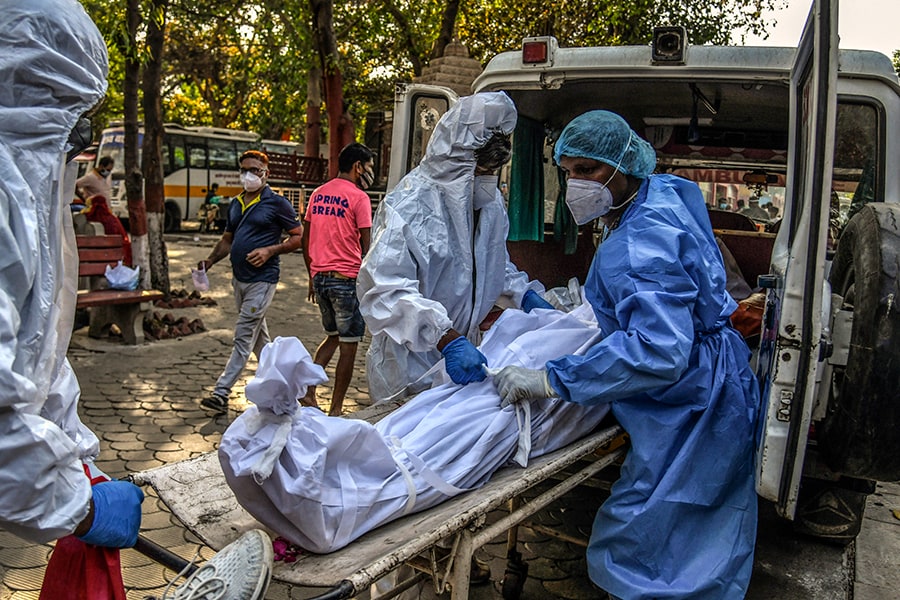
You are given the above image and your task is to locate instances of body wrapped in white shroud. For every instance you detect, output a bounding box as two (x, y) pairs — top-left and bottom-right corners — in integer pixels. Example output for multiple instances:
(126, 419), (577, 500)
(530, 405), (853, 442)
(219, 306), (608, 553)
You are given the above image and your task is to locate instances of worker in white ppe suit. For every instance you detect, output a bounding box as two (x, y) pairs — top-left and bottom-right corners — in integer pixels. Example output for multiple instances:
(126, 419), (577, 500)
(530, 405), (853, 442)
(0, 0), (146, 547)
(357, 92), (552, 402)
(0, 6), (274, 597)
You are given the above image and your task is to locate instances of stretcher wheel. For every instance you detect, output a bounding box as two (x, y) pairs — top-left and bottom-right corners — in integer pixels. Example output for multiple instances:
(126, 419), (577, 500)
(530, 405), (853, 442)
(500, 548), (528, 599)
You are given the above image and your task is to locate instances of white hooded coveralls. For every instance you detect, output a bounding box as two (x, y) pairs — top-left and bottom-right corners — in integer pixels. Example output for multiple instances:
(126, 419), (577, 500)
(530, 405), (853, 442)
(0, 0), (109, 543)
(357, 92), (543, 402)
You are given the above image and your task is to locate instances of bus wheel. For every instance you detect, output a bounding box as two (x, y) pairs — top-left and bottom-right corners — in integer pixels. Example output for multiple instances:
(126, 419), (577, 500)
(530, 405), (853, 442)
(819, 203), (900, 480)
(164, 203), (181, 233)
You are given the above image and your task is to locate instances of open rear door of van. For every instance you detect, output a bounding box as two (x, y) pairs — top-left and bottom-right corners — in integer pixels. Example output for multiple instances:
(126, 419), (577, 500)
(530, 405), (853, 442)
(755, 0), (839, 519)
(386, 84), (458, 191)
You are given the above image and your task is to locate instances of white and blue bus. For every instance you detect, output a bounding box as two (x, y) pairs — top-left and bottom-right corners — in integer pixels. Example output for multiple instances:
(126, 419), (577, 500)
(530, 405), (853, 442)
(96, 124), (328, 231)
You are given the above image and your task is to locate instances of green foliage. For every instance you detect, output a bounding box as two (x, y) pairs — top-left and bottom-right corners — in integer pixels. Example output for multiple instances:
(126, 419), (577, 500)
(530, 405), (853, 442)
(163, 1), (315, 137)
(894, 49), (900, 75)
(81, 0), (784, 145)
(456, 0), (787, 64)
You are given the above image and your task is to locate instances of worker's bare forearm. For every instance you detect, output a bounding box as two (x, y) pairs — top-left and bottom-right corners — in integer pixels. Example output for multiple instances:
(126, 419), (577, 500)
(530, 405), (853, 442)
(206, 238), (231, 267)
(270, 232), (302, 257)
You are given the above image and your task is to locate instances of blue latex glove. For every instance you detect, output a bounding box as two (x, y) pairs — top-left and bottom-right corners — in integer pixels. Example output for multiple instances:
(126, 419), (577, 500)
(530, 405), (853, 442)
(441, 336), (488, 385)
(78, 480), (144, 548)
(522, 290), (554, 313)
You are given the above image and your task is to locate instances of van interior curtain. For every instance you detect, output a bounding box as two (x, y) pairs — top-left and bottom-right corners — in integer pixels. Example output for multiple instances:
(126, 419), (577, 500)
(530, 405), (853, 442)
(553, 169), (579, 255)
(507, 117), (545, 242)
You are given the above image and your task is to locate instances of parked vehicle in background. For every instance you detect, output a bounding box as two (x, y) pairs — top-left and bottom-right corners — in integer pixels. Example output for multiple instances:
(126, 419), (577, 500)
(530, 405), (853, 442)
(260, 138), (329, 217)
(95, 124), (327, 232)
(389, 0), (900, 544)
(72, 143), (98, 180)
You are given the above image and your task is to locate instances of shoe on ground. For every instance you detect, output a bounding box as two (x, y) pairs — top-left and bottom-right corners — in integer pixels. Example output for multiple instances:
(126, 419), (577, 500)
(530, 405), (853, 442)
(200, 394), (228, 415)
(163, 529), (273, 599)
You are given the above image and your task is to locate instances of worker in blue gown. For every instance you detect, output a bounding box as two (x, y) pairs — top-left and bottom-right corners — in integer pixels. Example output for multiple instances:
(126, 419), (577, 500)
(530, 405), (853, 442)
(493, 110), (760, 600)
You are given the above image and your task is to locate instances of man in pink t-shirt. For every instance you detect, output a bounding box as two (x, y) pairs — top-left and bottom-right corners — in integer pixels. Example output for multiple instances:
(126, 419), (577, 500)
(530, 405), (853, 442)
(301, 143), (374, 415)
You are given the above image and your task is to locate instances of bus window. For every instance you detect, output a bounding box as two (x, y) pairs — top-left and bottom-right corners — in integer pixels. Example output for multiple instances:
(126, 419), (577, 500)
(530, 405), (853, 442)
(171, 136), (186, 173)
(161, 139), (174, 177)
(208, 139), (238, 170)
(189, 145), (208, 169)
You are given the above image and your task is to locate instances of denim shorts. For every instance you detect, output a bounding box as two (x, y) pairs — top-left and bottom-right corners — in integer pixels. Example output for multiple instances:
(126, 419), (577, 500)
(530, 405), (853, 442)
(313, 274), (366, 342)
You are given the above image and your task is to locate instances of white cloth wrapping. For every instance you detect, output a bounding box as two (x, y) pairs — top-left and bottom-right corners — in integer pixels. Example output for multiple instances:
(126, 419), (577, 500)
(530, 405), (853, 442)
(0, 0), (109, 543)
(220, 306), (608, 553)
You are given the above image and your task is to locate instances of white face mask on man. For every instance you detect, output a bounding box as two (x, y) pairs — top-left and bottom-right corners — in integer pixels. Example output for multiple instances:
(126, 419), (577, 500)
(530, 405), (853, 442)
(563, 134), (633, 225)
(564, 177), (617, 225)
(240, 171), (264, 193)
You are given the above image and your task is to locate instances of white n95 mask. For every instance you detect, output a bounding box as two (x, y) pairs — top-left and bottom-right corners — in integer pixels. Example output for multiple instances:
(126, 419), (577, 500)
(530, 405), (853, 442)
(473, 175), (499, 210)
(564, 178), (615, 225)
(241, 171), (263, 193)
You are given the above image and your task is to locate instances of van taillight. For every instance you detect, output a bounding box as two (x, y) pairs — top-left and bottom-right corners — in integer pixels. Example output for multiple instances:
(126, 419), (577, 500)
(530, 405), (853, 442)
(522, 41), (548, 64)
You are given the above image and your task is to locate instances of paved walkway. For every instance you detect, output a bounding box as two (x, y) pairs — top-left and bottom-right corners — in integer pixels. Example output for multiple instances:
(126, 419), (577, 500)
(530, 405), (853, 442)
(1, 231), (898, 599)
(0, 233), (610, 599)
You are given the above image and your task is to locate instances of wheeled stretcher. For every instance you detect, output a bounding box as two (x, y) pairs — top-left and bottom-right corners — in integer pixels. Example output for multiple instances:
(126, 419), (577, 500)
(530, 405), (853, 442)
(131, 399), (625, 600)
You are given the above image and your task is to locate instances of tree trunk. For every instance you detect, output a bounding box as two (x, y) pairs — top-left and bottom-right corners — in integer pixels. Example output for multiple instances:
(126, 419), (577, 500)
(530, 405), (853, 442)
(310, 0), (343, 179)
(142, 0), (170, 294)
(306, 66), (322, 158)
(382, 0), (424, 76)
(430, 0), (461, 60)
(324, 69), (344, 177)
(125, 0), (149, 289)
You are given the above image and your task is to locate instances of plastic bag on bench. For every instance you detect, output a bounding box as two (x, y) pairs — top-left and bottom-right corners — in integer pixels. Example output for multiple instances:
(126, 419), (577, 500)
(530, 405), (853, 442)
(219, 304), (609, 553)
(104, 261), (140, 291)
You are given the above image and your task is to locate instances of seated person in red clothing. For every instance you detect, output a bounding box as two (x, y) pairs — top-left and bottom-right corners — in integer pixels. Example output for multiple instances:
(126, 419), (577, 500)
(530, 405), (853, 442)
(84, 195), (132, 266)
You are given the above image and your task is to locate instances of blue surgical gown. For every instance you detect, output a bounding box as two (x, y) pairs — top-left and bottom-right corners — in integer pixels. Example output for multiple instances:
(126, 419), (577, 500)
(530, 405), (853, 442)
(546, 174), (760, 600)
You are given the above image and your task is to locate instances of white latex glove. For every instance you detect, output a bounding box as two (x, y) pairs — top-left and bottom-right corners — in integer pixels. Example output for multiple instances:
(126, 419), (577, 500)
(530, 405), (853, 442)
(492, 365), (556, 408)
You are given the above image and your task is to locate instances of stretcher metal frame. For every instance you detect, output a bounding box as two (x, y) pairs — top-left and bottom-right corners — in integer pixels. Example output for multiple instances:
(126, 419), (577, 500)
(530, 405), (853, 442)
(130, 400), (624, 600)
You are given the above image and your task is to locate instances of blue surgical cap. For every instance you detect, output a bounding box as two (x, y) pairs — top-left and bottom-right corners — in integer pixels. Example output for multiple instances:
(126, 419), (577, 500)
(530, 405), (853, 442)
(553, 110), (657, 179)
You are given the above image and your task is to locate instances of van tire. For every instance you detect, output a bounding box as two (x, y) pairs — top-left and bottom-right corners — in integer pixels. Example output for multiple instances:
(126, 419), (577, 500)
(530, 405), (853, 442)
(792, 476), (874, 545)
(820, 203), (900, 480)
(164, 202), (181, 233)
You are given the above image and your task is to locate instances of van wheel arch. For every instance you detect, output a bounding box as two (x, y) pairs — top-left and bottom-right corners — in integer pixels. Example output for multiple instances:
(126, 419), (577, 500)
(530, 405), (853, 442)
(819, 202), (900, 480)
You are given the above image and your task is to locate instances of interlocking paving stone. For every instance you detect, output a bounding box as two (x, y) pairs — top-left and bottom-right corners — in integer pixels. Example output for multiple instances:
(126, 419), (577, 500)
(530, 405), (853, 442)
(122, 562), (172, 591)
(543, 575), (606, 600)
(116, 450), (155, 462)
(118, 546), (156, 568)
(144, 441), (180, 452)
(124, 459), (166, 473)
(0, 547), (50, 570)
(135, 432), (177, 443)
(3, 567), (45, 591)
(153, 450), (193, 463)
(0, 533), (42, 550)
(522, 557), (571, 581)
(94, 459), (127, 476)
(5, 236), (881, 600)
(141, 522), (194, 550)
(523, 539), (582, 561)
(139, 510), (178, 531)
(4, 590), (42, 600)
(110, 440), (150, 452)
